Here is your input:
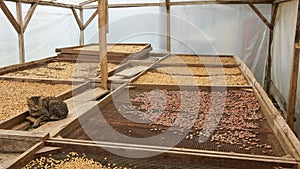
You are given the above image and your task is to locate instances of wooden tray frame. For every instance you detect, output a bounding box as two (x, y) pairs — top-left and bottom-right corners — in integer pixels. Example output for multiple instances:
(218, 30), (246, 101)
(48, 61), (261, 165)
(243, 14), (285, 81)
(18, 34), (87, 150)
(5, 137), (299, 169)
(0, 57), (122, 83)
(55, 43), (152, 61)
(157, 54), (240, 67)
(0, 79), (91, 130)
(131, 65), (252, 88)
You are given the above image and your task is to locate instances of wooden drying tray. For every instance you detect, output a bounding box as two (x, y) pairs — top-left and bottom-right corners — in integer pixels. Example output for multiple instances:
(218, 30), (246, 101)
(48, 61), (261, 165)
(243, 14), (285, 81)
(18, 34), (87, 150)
(131, 68), (252, 87)
(131, 54), (254, 87)
(55, 43), (152, 61)
(42, 84), (300, 168)
(55, 84), (291, 155)
(0, 79), (91, 131)
(157, 54), (240, 67)
(233, 55), (300, 161)
(105, 53), (170, 84)
(5, 138), (299, 169)
(0, 57), (122, 83)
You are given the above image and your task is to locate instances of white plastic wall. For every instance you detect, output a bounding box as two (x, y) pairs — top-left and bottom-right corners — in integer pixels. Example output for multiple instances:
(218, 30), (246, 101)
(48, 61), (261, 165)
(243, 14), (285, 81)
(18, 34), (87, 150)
(0, 2), (79, 68)
(271, 0), (300, 136)
(1, 0), (299, 136)
(85, 4), (271, 84)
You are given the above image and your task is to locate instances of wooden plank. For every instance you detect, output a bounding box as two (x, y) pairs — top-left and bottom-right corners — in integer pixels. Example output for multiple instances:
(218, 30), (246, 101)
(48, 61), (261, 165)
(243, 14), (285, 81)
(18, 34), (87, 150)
(0, 129), (49, 141)
(98, 0), (108, 90)
(71, 87), (108, 103)
(34, 146), (62, 156)
(287, 46), (300, 129)
(23, 2), (38, 32)
(11, 121), (30, 130)
(0, 112), (28, 129)
(116, 65), (148, 78)
(287, 1), (300, 130)
(46, 138), (298, 166)
(5, 141), (45, 169)
(71, 7), (83, 30)
(42, 101), (100, 137)
(248, 3), (272, 29)
(17, 1), (25, 64)
(26, 116), (37, 124)
(0, 0), (21, 33)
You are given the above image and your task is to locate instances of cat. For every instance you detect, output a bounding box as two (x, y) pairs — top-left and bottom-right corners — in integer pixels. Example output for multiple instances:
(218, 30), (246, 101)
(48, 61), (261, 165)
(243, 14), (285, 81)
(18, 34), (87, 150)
(27, 96), (68, 127)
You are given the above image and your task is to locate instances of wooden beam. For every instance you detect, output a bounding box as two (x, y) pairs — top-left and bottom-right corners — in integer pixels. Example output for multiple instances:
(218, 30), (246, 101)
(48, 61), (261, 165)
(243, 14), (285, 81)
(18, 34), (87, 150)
(79, 8), (84, 45)
(265, 3), (278, 93)
(0, 0), (21, 33)
(17, 1), (25, 64)
(4, 0), (80, 9)
(171, 0), (273, 5)
(274, 0), (294, 4)
(83, 1), (272, 9)
(166, 0), (171, 53)
(105, 0), (108, 33)
(23, 2), (38, 32)
(287, 1), (300, 130)
(83, 9), (98, 29)
(248, 3), (272, 29)
(83, 2), (165, 9)
(98, 0), (108, 90)
(71, 7), (83, 30)
(79, 0), (96, 6)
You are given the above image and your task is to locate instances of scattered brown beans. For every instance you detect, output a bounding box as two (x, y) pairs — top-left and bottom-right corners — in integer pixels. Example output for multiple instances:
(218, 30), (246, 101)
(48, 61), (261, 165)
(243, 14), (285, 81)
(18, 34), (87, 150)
(161, 55), (237, 65)
(22, 152), (130, 169)
(77, 44), (146, 54)
(4, 62), (118, 80)
(133, 72), (248, 86)
(117, 89), (275, 154)
(0, 80), (72, 122)
(156, 67), (242, 76)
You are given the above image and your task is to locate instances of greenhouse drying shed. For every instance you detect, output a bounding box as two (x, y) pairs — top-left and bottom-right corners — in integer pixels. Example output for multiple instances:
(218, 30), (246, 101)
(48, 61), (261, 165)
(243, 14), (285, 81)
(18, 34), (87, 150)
(0, 0), (300, 168)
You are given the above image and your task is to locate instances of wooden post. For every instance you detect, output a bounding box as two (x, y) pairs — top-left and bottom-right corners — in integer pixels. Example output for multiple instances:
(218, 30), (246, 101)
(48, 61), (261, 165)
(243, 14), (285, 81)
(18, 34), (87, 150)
(265, 4), (278, 93)
(16, 1), (25, 64)
(105, 0), (109, 33)
(287, 44), (300, 129)
(98, 0), (108, 90)
(80, 8), (84, 45)
(166, 0), (171, 53)
(287, 1), (300, 130)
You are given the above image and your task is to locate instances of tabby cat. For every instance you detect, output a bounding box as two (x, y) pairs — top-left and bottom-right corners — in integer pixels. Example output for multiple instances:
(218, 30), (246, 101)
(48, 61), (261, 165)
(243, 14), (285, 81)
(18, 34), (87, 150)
(27, 96), (68, 127)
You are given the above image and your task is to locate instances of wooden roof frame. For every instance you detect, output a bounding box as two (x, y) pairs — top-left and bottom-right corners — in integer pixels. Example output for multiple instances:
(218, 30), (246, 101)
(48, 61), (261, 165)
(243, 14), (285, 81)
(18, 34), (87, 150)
(0, 0), (299, 131)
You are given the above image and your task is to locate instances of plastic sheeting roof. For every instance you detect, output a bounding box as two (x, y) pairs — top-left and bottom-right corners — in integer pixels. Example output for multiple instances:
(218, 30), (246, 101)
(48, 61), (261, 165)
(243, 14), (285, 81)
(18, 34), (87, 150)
(38, 0), (163, 5)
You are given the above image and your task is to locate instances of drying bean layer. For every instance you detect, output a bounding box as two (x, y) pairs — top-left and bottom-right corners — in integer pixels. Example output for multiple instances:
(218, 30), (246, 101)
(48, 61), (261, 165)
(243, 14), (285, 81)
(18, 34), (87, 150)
(118, 89), (274, 154)
(23, 152), (130, 169)
(0, 80), (72, 122)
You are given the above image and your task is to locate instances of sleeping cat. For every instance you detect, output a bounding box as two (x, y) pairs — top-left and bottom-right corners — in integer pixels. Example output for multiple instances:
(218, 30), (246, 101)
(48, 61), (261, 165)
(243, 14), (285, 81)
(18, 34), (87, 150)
(27, 96), (68, 127)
